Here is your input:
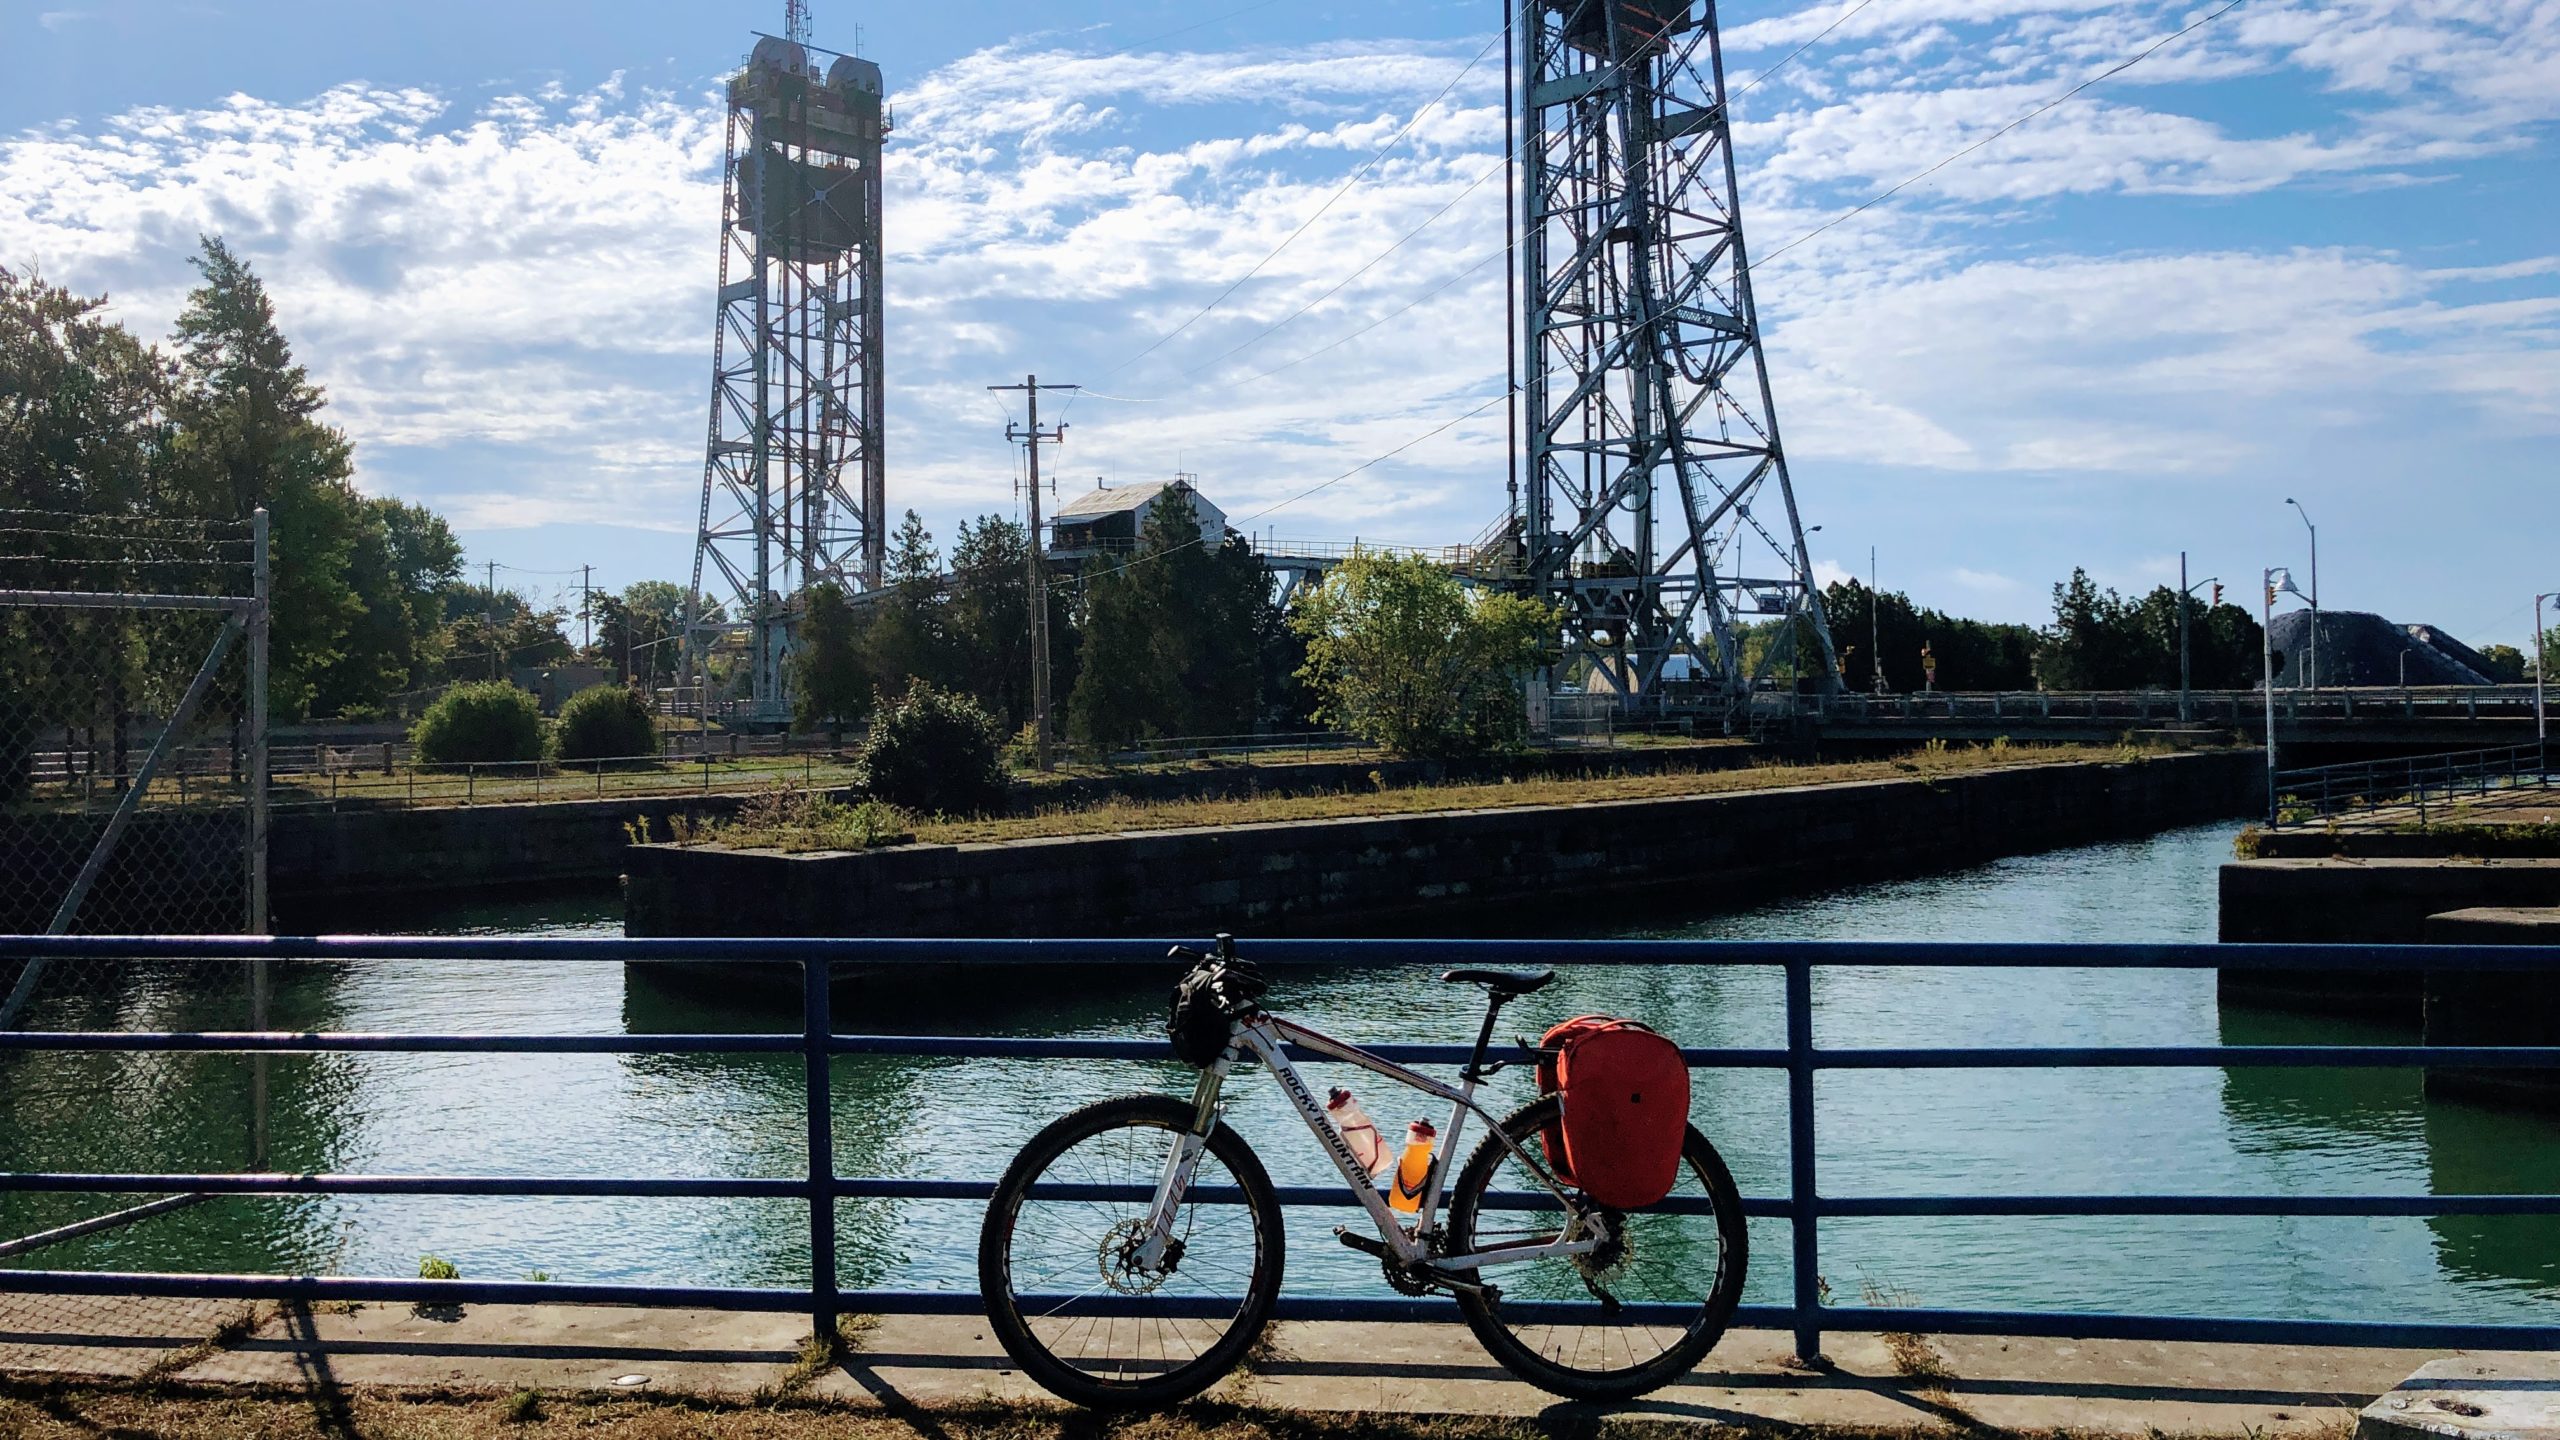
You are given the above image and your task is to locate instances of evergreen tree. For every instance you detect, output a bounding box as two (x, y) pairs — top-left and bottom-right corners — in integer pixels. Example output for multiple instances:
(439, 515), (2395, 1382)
(165, 236), (366, 720)
(944, 515), (1032, 725)
(792, 581), (870, 743)
(859, 510), (946, 694)
(1065, 499), (1268, 747)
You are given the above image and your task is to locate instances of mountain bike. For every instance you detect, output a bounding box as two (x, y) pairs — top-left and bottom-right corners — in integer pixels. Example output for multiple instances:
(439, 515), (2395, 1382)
(976, 937), (1748, 1408)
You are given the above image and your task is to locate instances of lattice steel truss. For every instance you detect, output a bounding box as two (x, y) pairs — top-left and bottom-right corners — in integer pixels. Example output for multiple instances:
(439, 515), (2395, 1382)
(686, 26), (888, 726)
(1514, 0), (1838, 706)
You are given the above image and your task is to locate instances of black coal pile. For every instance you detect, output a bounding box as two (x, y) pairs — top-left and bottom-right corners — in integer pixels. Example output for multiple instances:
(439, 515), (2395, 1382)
(2268, 609), (2496, 687)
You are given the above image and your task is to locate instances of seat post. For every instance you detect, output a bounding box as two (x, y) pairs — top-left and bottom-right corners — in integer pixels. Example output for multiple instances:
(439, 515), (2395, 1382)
(1463, 990), (1509, 1083)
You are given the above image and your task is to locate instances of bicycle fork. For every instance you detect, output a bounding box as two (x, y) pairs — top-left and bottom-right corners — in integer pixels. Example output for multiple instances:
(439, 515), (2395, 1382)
(1132, 1058), (1228, 1272)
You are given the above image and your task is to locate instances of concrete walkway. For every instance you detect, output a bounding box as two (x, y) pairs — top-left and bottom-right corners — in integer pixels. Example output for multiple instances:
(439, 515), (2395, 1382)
(0, 1293), (2493, 1432)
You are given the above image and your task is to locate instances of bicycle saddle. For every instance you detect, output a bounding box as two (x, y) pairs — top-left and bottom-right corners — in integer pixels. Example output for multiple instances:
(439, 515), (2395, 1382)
(1440, 966), (1554, 997)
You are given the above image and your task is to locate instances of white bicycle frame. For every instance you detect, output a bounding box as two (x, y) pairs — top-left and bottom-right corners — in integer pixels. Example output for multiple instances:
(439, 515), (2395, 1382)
(1133, 1009), (1603, 1277)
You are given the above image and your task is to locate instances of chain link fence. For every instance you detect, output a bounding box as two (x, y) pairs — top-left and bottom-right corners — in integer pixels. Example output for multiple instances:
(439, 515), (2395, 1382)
(0, 506), (272, 1366)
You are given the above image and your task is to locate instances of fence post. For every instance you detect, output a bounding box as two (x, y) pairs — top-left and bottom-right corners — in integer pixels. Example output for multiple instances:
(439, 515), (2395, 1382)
(804, 954), (840, 1346)
(1786, 956), (1822, 1365)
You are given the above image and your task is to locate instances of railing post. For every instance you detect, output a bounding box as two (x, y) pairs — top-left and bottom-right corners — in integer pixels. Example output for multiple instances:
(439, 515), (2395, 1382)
(804, 954), (839, 1346)
(1786, 956), (1822, 1365)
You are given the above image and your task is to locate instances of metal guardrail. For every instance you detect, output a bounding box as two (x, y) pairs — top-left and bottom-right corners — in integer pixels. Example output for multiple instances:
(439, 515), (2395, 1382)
(4, 937), (2558, 1362)
(2271, 743), (2552, 827)
(1762, 686), (2546, 725)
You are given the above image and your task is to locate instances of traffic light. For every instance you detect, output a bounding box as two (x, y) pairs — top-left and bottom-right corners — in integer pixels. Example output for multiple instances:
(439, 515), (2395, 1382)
(2211, 582), (2223, 606)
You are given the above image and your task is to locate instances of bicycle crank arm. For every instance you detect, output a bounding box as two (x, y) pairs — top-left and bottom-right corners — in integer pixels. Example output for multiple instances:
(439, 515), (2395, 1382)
(1336, 1228), (1500, 1299)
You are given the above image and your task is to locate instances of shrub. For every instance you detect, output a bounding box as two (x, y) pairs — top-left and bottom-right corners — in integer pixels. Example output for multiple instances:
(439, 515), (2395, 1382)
(554, 683), (658, 764)
(857, 680), (1007, 816)
(410, 682), (546, 766)
(706, 786), (913, 853)
(417, 1254), (459, 1280)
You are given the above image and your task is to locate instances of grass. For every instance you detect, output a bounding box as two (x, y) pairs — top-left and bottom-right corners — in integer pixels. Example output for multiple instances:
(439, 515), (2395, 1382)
(0, 1375), (2359, 1440)
(910, 740), (2193, 847)
(668, 787), (916, 853)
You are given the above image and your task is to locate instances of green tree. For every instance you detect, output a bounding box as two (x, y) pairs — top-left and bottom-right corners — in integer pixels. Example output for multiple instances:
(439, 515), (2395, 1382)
(313, 498), (462, 717)
(2480, 645), (2527, 685)
(941, 514), (1057, 729)
(164, 236), (368, 720)
(859, 510), (947, 694)
(2037, 568), (2138, 691)
(1819, 581), (2037, 693)
(1290, 551), (1557, 759)
(587, 580), (690, 687)
(0, 268), (179, 787)
(791, 581), (872, 743)
(1065, 500), (1268, 748)
(435, 583), (571, 685)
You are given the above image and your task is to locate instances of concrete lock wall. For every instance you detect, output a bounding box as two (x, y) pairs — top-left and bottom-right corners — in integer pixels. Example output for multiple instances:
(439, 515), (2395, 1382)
(625, 751), (2264, 941)
(245, 744), (1776, 921)
(265, 791), (772, 926)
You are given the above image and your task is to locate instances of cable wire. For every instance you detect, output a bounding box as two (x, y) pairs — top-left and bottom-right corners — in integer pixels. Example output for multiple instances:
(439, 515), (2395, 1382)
(1102, 25), (1507, 380)
(1760, 0), (2251, 265)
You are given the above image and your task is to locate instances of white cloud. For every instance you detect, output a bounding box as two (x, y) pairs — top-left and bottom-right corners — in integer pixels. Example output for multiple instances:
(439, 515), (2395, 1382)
(0, 0), (2550, 616)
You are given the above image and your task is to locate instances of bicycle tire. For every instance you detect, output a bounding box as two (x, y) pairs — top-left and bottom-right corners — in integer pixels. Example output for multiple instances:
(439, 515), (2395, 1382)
(977, 1093), (1284, 1409)
(1442, 1093), (1747, 1401)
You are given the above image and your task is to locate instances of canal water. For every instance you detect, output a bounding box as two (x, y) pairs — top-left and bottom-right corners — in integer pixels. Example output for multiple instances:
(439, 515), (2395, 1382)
(4, 820), (2556, 1329)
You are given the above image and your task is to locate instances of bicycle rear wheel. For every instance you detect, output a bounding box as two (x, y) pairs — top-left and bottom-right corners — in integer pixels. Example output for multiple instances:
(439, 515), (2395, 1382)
(1442, 1094), (1747, 1401)
(977, 1093), (1284, 1409)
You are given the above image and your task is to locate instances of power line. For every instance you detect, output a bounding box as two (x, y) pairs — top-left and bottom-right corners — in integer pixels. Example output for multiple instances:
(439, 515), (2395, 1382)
(1760, 0), (2252, 266)
(1730, 0), (1879, 104)
(1069, 386), (1512, 588)
(1101, 25), (1507, 381)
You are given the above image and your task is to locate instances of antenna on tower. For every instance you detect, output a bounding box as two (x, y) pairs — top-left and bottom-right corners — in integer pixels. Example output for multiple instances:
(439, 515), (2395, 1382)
(784, 0), (812, 46)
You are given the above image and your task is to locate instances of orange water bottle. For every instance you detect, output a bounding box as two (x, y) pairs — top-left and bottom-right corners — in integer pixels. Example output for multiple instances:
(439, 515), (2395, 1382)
(1388, 1119), (1438, 1214)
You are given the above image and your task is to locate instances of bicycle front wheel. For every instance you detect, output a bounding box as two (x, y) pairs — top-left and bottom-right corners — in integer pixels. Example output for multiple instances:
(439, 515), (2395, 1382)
(976, 1093), (1284, 1409)
(1443, 1094), (1747, 1401)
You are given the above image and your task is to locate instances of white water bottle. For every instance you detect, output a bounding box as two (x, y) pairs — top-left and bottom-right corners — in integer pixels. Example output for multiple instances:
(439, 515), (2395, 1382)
(1327, 1088), (1389, 1177)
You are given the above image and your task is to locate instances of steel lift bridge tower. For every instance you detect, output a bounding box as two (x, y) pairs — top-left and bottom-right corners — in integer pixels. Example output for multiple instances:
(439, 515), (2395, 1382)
(1511, 0), (1839, 707)
(685, 1), (888, 724)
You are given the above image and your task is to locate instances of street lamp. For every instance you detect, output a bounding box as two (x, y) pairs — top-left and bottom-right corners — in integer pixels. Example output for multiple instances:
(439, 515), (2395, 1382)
(2177, 551), (2220, 724)
(2285, 498), (2318, 691)
(2261, 566), (2309, 824)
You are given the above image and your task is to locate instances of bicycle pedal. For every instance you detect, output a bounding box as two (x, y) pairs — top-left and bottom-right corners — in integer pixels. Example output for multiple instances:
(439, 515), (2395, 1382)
(1334, 1227), (1392, 1261)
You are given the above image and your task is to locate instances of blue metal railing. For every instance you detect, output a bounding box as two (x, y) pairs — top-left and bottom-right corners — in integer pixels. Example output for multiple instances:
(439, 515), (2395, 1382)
(4, 935), (2559, 1364)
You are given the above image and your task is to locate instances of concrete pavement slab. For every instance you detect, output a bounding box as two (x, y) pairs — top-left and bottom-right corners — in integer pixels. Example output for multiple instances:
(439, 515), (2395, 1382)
(2359, 1356), (2560, 1440)
(178, 1301), (810, 1396)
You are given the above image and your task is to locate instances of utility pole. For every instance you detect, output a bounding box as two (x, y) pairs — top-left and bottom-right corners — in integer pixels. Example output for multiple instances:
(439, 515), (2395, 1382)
(2536, 591), (2557, 774)
(990, 374), (1077, 771)
(579, 564), (594, 652)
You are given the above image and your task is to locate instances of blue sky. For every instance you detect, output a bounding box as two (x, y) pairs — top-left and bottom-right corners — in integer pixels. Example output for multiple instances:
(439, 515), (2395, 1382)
(4, 0), (2555, 649)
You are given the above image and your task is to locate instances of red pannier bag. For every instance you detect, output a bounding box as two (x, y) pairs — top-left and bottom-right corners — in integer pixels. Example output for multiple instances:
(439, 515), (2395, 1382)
(1535, 1015), (1690, 1210)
